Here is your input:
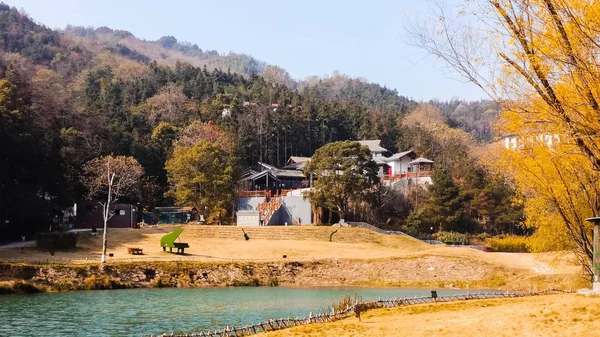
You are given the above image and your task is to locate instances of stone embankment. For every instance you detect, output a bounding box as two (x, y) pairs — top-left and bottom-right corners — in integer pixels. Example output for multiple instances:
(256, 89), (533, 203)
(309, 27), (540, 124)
(0, 255), (490, 293)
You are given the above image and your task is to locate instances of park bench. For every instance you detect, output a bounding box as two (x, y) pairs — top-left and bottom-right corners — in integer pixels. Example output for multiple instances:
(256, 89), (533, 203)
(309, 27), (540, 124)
(127, 247), (143, 255)
(160, 228), (189, 254)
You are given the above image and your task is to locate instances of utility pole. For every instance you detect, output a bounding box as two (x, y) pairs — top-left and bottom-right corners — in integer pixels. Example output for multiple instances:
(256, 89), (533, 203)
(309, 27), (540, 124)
(586, 216), (600, 292)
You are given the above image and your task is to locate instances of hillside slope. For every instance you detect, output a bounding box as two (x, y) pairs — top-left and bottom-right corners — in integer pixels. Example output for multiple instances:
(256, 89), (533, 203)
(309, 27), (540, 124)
(63, 26), (267, 75)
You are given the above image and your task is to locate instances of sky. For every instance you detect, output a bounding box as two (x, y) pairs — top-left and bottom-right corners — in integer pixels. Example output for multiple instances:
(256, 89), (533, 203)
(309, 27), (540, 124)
(6, 0), (487, 101)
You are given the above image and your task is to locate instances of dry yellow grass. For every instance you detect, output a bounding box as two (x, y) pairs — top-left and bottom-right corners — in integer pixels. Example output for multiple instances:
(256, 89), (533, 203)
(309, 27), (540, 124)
(0, 225), (431, 263)
(0, 225), (587, 290)
(265, 294), (600, 337)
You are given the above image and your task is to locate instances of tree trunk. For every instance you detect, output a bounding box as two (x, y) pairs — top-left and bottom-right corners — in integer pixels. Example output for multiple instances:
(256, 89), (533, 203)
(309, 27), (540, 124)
(101, 197), (109, 263)
(101, 172), (114, 264)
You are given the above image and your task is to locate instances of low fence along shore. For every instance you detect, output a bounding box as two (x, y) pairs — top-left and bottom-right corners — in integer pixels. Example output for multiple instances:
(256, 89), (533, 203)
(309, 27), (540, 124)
(149, 289), (571, 337)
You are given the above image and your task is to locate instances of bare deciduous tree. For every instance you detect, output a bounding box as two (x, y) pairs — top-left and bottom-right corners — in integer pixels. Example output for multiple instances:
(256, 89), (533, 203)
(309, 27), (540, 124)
(82, 155), (144, 263)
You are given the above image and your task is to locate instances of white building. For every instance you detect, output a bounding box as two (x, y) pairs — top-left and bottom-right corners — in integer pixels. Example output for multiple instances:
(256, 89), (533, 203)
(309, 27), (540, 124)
(381, 150), (418, 176)
(502, 134), (560, 150)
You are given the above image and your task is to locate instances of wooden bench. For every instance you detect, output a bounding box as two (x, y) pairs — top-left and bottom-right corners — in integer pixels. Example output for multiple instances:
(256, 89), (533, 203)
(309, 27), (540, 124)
(127, 247), (143, 255)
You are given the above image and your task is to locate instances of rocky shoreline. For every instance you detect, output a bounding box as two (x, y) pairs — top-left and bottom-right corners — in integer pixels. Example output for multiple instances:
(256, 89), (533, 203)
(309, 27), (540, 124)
(0, 256), (497, 294)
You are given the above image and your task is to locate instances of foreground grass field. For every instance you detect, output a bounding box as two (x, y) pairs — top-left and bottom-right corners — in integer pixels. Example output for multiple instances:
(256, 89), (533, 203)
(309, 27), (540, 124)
(264, 294), (600, 337)
(0, 225), (429, 263)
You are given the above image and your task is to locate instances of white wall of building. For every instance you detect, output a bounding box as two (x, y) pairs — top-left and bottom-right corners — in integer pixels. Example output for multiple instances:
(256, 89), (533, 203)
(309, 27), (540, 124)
(388, 156), (414, 175)
(275, 195), (312, 225)
(237, 197), (263, 211)
(503, 134), (560, 149)
(236, 194), (312, 226)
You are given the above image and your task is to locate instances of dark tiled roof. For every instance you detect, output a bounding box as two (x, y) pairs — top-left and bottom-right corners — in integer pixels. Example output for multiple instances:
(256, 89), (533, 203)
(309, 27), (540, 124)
(358, 140), (388, 153)
(382, 150), (416, 162)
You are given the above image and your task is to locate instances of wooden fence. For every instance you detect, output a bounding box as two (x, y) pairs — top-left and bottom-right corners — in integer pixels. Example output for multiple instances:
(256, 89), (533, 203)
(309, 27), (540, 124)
(148, 289), (572, 337)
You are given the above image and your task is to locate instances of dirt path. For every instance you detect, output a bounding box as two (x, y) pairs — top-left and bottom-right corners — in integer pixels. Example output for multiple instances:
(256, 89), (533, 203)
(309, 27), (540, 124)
(486, 252), (555, 274)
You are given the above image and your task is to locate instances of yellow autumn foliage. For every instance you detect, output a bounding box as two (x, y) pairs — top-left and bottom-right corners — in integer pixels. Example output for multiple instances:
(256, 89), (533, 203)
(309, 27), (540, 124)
(485, 236), (531, 253)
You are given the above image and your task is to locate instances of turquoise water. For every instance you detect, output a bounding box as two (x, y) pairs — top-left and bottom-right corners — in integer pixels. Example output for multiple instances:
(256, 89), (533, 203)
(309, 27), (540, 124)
(0, 287), (491, 336)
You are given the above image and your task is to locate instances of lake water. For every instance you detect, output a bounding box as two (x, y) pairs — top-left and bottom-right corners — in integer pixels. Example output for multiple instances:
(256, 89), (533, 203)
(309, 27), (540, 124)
(1, 287), (492, 336)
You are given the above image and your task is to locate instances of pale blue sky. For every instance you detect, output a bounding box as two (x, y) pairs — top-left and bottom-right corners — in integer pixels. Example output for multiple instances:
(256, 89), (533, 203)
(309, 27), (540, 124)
(6, 0), (486, 101)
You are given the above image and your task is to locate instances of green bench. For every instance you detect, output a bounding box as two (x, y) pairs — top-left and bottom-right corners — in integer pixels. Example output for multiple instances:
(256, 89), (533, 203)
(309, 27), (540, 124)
(160, 228), (189, 254)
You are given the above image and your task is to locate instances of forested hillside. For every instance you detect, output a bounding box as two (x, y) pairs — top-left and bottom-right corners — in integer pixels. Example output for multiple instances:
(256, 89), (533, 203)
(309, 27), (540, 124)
(0, 3), (514, 240)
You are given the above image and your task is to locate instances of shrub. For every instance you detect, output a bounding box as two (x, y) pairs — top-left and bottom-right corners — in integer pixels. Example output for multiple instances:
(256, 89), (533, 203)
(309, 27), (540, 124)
(83, 275), (111, 290)
(486, 235), (531, 252)
(36, 232), (78, 253)
(151, 276), (175, 288)
(0, 281), (44, 294)
(436, 231), (469, 245)
(232, 277), (260, 287)
(53, 282), (73, 292)
(333, 294), (361, 313)
(0, 282), (14, 294)
(82, 275), (124, 290)
(12, 281), (44, 293)
(152, 277), (165, 288)
(267, 278), (279, 287)
(467, 233), (490, 245)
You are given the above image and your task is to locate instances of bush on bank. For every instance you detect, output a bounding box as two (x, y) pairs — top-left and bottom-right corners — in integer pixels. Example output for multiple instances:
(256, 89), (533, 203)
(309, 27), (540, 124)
(486, 236), (531, 253)
(36, 232), (78, 252)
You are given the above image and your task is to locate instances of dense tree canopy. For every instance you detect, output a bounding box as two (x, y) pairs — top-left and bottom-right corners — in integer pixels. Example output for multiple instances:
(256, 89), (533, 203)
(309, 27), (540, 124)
(305, 141), (379, 220)
(0, 3), (519, 241)
(165, 141), (237, 225)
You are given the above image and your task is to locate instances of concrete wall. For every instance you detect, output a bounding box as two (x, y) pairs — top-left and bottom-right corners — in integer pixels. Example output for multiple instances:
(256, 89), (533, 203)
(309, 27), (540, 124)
(388, 156), (413, 175)
(389, 177), (433, 193)
(270, 195), (312, 226)
(236, 194), (312, 226)
(413, 176), (433, 185)
(237, 197), (264, 211)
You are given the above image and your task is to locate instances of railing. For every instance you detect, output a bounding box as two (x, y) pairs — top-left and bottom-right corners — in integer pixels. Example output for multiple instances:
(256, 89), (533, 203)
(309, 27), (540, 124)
(239, 187), (307, 197)
(383, 171), (433, 181)
(148, 289), (573, 337)
(421, 239), (445, 245)
(348, 223), (490, 251)
(238, 190), (268, 198)
(256, 194), (283, 225)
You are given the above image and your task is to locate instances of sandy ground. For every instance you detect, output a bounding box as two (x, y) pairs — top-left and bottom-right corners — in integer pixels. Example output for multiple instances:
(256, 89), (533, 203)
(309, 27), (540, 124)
(264, 294), (600, 337)
(0, 226), (429, 263)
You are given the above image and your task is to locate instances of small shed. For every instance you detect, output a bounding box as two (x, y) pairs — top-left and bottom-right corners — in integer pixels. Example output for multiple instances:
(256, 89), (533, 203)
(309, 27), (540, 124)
(75, 200), (138, 229)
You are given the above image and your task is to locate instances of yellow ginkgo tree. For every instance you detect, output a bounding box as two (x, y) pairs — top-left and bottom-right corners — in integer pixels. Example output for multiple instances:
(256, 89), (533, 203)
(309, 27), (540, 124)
(409, 0), (600, 276)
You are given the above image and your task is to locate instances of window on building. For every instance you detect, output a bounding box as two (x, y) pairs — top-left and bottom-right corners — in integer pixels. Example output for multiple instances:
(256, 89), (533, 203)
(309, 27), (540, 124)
(114, 209), (126, 216)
